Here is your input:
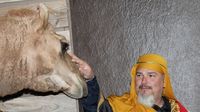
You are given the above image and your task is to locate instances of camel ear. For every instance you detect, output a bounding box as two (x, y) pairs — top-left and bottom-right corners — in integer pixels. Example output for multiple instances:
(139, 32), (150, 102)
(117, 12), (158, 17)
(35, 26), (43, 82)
(38, 3), (49, 28)
(38, 3), (49, 29)
(32, 3), (49, 32)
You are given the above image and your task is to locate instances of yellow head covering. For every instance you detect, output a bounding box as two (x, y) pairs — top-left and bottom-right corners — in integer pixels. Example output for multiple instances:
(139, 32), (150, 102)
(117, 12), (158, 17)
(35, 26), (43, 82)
(107, 54), (176, 112)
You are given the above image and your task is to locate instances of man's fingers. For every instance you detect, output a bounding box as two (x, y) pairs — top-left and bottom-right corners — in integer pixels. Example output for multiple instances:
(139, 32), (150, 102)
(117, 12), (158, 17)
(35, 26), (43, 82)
(68, 52), (94, 80)
(68, 52), (85, 64)
(79, 65), (88, 70)
(72, 59), (85, 66)
(68, 52), (80, 60)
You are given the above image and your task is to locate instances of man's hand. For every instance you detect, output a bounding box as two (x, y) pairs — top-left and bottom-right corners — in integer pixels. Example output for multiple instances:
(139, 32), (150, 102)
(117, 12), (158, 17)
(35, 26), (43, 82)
(68, 52), (94, 81)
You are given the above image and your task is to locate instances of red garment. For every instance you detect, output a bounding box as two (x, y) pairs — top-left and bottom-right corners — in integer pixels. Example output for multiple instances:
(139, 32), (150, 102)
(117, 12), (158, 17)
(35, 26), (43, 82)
(177, 101), (188, 112)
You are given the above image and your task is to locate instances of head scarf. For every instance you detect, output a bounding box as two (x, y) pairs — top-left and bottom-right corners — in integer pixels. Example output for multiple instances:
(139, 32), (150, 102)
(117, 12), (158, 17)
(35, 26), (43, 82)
(107, 54), (176, 112)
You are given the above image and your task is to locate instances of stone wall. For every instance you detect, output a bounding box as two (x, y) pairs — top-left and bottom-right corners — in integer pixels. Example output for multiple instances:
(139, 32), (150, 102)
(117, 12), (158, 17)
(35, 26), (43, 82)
(70, 0), (200, 111)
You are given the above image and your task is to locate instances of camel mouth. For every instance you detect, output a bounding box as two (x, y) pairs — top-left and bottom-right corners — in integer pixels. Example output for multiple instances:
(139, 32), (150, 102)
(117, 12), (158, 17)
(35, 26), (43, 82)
(63, 84), (88, 99)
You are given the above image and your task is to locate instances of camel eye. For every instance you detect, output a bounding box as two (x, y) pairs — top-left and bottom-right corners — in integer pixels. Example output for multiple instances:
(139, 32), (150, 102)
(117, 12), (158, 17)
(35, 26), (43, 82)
(61, 41), (69, 54)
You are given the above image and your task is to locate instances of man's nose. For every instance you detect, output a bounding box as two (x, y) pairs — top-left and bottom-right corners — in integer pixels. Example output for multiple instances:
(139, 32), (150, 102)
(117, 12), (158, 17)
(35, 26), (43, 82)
(141, 76), (147, 84)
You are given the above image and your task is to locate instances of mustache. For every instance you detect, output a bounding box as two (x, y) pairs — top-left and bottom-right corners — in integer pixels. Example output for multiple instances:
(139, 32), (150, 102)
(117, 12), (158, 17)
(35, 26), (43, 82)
(139, 85), (152, 89)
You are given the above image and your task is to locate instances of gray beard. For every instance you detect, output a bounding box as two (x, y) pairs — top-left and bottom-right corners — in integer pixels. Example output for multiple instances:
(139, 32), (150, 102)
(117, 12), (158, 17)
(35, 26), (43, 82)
(138, 93), (155, 107)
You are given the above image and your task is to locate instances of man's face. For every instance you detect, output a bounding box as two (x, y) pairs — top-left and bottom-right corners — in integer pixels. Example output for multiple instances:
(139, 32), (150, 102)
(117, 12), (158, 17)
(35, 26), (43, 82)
(135, 68), (164, 100)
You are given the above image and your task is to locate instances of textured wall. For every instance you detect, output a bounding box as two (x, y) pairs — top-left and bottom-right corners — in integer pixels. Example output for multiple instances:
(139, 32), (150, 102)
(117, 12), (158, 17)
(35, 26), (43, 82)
(70, 0), (200, 111)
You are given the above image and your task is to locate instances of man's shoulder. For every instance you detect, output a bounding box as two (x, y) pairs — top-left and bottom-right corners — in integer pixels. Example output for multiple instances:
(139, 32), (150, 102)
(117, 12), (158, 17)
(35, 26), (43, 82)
(168, 98), (188, 112)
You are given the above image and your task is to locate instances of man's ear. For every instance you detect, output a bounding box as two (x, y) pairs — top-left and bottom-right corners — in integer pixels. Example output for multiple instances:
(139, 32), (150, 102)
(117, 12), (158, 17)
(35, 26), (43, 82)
(163, 75), (165, 88)
(163, 82), (166, 88)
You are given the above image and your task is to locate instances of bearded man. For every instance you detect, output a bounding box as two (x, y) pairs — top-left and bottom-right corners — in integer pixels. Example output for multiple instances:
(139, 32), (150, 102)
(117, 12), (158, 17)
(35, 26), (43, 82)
(70, 53), (188, 112)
